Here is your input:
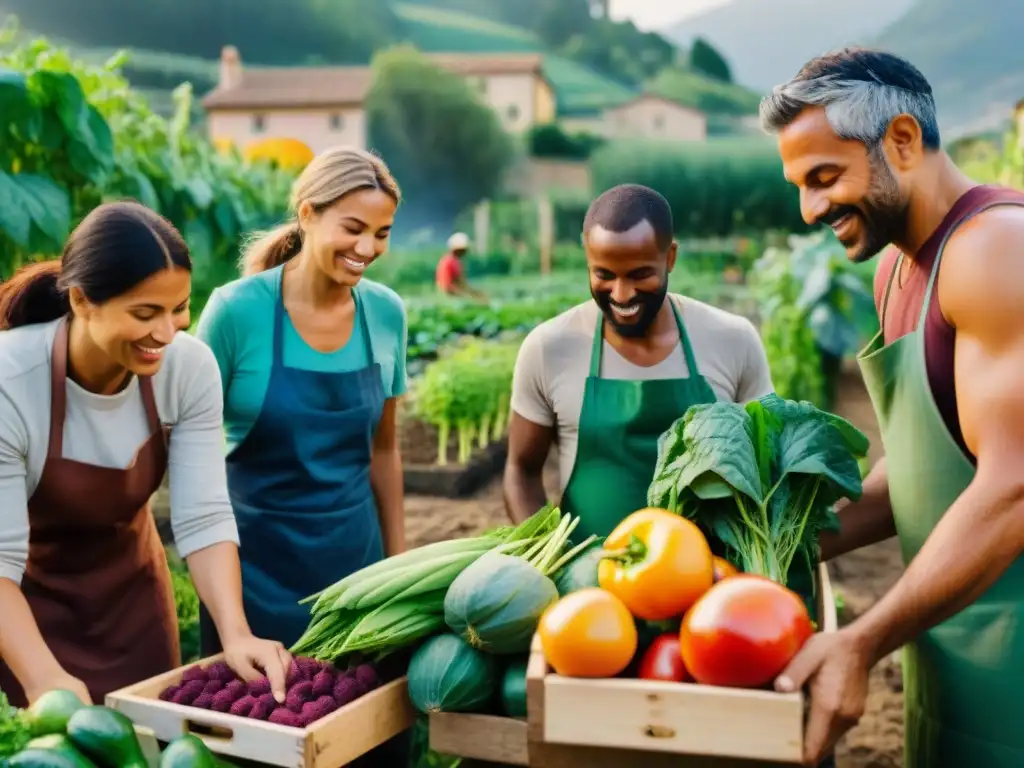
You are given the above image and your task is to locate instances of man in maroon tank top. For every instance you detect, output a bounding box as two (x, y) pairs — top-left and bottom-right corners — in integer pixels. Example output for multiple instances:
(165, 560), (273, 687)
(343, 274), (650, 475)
(759, 48), (1024, 767)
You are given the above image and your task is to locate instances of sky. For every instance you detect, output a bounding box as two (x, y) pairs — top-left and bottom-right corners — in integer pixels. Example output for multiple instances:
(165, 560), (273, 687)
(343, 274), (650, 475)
(608, 0), (732, 31)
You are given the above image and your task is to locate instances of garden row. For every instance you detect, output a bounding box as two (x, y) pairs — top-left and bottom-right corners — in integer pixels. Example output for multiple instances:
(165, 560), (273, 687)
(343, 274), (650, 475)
(398, 228), (877, 481)
(1, 391), (866, 767)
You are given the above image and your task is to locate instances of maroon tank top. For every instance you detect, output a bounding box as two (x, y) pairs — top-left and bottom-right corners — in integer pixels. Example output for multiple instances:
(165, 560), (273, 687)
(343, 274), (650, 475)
(873, 184), (1024, 461)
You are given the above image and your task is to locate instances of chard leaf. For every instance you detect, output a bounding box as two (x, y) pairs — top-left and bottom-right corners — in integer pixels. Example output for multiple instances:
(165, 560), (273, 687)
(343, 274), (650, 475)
(670, 402), (764, 506)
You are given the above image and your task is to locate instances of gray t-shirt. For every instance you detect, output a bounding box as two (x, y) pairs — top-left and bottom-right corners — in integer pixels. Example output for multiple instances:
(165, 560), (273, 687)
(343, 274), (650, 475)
(0, 319), (239, 586)
(511, 295), (775, 492)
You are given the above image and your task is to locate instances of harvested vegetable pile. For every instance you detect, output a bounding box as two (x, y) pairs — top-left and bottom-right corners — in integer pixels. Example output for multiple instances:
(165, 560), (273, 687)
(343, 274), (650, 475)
(1, 687), (219, 766)
(647, 394), (869, 585)
(292, 505), (589, 663)
(538, 508), (818, 690)
(157, 657), (380, 729)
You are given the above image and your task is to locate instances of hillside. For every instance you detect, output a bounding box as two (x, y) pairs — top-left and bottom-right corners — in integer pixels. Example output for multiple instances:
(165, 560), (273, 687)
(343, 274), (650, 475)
(664, 0), (1023, 138)
(872, 0), (1024, 137)
(663, 0), (913, 94)
(0, 1), (762, 123)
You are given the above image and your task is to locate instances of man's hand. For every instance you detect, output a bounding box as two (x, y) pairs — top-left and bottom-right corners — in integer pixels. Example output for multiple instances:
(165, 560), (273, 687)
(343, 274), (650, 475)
(223, 634), (292, 703)
(774, 628), (872, 766)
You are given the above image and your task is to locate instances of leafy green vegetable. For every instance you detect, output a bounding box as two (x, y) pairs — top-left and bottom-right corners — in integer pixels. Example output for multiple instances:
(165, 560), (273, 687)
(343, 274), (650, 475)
(412, 339), (519, 465)
(648, 394), (869, 586)
(0, 689), (31, 758)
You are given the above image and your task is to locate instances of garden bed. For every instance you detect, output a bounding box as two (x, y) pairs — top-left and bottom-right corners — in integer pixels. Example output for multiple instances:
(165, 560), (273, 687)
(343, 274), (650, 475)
(398, 402), (509, 499)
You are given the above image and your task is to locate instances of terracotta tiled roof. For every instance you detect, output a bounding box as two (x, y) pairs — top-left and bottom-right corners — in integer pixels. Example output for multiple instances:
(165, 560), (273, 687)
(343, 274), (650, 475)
(201, 52), (544, 110)
(202, 66), (373, 109)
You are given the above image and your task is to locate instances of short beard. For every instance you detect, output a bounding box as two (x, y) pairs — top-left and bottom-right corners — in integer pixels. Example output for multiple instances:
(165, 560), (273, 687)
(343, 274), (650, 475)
(849, 147), (909, 263)
(591, 281), (669, 338)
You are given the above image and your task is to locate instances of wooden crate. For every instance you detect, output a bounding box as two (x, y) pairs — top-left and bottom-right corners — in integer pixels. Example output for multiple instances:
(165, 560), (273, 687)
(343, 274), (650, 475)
(105, 654), (416, 768)
(525, 563), (838, 767)
(429, 713), (529, 766)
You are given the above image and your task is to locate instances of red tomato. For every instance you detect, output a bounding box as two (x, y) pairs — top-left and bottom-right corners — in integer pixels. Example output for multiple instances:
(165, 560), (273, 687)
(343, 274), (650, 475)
(680, 575), (813, 688)
(637, 633), (691, 682)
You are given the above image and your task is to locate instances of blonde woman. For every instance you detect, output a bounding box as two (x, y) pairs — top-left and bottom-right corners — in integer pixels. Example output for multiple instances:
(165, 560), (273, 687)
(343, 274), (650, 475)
(195, 148), (410, 762)
(195, 146), (407, 655)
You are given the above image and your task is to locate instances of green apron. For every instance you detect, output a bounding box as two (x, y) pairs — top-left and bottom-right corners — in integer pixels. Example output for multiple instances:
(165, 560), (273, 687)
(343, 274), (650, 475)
(559, 299), (718, 541)
(858, 210), (1024, 767)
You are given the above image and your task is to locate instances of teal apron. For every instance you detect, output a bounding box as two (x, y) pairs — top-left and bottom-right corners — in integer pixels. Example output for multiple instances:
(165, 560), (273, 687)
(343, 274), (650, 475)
(858, 203), (1024, 767)
(198, 269), (407, 765)
(559, 299), (718, 540)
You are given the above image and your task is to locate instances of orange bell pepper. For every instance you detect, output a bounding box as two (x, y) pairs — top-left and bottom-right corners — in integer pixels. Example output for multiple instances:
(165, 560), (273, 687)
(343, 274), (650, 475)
(597, 508), (714, 621)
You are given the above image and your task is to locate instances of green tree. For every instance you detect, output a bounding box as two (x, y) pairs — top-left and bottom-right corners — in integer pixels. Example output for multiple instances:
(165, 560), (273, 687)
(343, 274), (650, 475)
(561, 19), (677, 86)
(689, 37), (732, 83)
(365, 46), (515, 233)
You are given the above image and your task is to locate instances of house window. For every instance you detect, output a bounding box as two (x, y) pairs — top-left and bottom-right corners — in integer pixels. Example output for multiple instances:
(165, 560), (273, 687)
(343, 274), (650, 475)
(654, 115), (665, 131)
(251, 114), (266, 134)
(506, 104), (520, 122)
(475, 77), (488, 94)
(329, 113), (344, 132)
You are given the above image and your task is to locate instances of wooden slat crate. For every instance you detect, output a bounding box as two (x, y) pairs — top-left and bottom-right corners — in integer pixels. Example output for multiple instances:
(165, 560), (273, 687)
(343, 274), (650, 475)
(105, 654), (416, 768)
(430, 713), (529, 766)
(525, 562), (838, 767)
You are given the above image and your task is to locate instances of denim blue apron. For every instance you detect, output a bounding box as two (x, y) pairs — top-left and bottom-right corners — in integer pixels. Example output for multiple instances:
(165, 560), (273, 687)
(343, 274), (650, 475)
(199, 273), (386, 652)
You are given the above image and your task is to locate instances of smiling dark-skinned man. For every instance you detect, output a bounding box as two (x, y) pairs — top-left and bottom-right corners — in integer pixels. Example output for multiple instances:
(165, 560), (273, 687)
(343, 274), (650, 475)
(760, 47), (1024, 767)
(503, 183), (774, 551)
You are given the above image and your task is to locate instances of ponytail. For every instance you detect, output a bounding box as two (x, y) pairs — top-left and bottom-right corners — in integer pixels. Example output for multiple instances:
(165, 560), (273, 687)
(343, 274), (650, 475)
(0, 261), (70, 330)
(240, 223), (302, 276)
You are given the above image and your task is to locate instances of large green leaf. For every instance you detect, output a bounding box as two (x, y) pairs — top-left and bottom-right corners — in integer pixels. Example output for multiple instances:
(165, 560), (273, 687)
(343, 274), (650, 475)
(16, 173), (73, 249)
(0, 170), (32, 247)
(0, 69), (38, 147)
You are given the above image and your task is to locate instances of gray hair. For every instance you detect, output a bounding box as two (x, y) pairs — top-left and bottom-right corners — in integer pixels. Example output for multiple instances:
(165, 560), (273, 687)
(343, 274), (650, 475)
(759, 51), (941, 150)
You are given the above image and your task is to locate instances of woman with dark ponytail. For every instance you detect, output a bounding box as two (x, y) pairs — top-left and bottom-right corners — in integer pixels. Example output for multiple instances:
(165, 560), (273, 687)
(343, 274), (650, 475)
(194, 147), (410, 765)
(0, 201), (290, 708)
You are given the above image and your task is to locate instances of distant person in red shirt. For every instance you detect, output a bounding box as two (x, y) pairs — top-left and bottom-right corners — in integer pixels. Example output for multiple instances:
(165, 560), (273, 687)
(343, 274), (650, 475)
(436, 232), (486, 301)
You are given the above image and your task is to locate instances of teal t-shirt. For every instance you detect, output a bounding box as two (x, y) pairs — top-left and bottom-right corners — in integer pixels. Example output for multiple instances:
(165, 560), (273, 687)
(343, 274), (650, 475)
(194, 266), (408, 454)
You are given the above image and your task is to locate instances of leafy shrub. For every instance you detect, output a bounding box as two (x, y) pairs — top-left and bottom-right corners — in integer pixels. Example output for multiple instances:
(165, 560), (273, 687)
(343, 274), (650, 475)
(589, 137), (808, 238)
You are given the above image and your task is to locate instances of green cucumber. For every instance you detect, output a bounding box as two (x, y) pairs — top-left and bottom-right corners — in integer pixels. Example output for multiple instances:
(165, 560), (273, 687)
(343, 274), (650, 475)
(27, 691), (85, 738)
(159, 735), (218, 768)
(65, 707), (147, 768)
(7, 748), (97, 768)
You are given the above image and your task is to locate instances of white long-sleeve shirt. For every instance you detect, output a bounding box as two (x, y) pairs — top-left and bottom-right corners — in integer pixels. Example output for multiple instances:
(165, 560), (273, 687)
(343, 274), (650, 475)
(0, 319), (239, 585)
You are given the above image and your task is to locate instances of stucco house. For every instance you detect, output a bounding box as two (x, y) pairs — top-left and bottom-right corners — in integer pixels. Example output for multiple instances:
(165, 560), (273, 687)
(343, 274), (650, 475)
(602, 94), (707, 142)
(202, 46), (557, 155)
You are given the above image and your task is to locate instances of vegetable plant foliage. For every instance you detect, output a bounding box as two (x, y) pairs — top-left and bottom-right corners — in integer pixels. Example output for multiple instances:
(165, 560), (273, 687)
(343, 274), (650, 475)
(0, 31), (292, 309)
(648, 394), (869, 586)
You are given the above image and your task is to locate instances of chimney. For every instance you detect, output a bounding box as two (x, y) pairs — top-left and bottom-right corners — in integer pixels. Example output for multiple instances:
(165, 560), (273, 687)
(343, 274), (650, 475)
(220, 45), (242, 89)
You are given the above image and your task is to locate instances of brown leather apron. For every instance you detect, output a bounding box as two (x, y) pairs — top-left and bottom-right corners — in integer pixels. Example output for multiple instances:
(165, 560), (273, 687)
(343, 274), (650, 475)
(0, 317), (179, 707)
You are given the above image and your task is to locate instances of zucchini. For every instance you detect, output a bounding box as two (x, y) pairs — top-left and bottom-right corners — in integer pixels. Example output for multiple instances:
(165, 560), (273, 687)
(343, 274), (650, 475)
(159, 735), (218, 768)
(27, 691), (84, 738)
(65, 707), (147, 768)
(406, 633), (499, 714)
(444, 553), (558, 654)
